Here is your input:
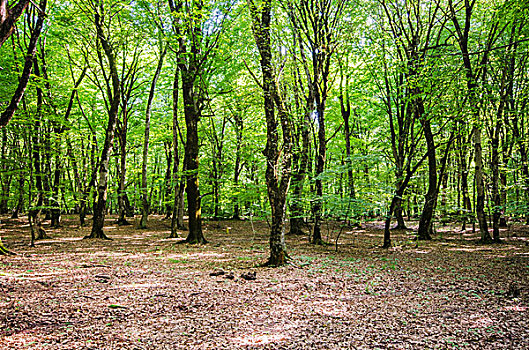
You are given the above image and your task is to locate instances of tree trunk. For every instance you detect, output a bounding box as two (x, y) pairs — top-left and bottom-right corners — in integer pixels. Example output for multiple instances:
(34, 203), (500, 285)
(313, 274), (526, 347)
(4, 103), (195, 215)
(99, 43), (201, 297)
(170, 67), (186, 237)
(473, 125), (492, 243)
(248, 0), (292, 266)
(0, 0), (30, 49)
(491, 119), (501, 242)
(232, 112), (243, 220)
(32, 58), (49, 240)
(312, 105), (326, 245)
(393, 191), (407, 230)
(0, 128), (10, 214)
(182, 75), (205, 244)
(140, 45), (166, 229)
(163, 141), (173, 219)
(417, 118), (437, 241)
(87, 4), (121, 240)
(340, 79), (355, 200)
(0, 0), (46, 128)
(288, 107), (310, 235)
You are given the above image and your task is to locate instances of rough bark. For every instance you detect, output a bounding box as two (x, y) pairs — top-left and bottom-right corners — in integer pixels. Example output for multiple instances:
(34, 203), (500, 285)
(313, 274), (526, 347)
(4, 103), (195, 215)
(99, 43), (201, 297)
(87, 1), (121, 240)
(248, 0), (292, 266)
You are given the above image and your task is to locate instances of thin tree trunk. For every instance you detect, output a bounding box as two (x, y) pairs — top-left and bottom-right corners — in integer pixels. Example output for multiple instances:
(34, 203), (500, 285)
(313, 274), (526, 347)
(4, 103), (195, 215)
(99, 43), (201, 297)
(32, 57), (49, 240)
(473, 125), (492, 243)
(312, 104), (326, 245)
(232, 111), (243, 220)
(163, 141), (173, 219)
(140, 45), (166, 229)
(0, 0), (46, 128)
(0, 0), (30, 49)
(491, 118), (501, 242)
(169, 68), (185, 237)
(417, 118), (436, 240)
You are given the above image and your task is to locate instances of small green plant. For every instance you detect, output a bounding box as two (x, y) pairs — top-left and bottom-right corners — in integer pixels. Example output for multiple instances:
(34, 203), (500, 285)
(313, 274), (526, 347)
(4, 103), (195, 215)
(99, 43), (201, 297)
(168, 258), (188, 264)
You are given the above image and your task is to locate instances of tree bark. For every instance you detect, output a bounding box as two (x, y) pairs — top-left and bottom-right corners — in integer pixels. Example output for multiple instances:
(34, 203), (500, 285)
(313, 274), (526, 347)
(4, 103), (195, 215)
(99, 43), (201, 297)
(182, 74), (205, 244)
(0, 0), (46, 128)
(87, 2), (121, 240)
(417, 118), (436, 241)
(231, 110), (244, 220)
(169, 68), (186, 237)
(0, 0), (30, 49)
(140, 45), (166, 229)
(248, 0), (292, 266)
(473, 125), (492, 243)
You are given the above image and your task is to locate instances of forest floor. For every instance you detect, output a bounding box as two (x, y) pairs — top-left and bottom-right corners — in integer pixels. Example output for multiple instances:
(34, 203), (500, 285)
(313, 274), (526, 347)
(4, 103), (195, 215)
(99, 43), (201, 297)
(0, 215), (528, 349)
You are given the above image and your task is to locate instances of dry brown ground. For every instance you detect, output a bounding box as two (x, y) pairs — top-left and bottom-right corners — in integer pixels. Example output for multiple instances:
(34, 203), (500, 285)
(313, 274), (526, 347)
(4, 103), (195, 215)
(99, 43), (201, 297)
(0, 215), (528, 349)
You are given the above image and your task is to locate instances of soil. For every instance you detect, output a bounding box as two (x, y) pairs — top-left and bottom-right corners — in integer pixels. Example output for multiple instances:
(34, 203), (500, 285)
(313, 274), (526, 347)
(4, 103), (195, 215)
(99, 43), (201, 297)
(1, 215), (528, 349)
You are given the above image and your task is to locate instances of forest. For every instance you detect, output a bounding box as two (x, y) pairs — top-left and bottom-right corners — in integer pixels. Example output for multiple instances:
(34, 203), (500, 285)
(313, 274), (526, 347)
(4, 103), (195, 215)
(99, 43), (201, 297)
(0, 0), (528, 348)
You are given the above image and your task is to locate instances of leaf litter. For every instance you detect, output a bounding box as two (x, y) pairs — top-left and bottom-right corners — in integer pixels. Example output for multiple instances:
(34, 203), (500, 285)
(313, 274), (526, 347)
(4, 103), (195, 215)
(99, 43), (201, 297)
(0, 216), (528, 349)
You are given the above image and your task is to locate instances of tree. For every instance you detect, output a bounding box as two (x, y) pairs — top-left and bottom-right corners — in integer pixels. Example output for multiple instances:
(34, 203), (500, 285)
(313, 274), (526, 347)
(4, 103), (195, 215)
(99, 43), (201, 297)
(287, 0), (345, 244)
(167, 0), (229, 243)
(140, 44), (167, 228)
(248, 0), (293, 266)
(0, 0), (46, 128)
(84, 0), (123, 240)
(448, 0), (506, 243)
(0, 0), (30, 48)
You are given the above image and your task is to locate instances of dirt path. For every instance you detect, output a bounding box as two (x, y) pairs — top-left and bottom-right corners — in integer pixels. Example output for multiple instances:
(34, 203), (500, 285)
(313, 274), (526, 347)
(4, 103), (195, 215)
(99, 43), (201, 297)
(1, 216), (528, 349)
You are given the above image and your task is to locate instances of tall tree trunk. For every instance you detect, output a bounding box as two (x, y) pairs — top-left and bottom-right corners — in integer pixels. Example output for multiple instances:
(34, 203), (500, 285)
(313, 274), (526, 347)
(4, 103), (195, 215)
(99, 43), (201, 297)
(182, 74), (205, 244)
(87, 3), (121, 240)
(232, 111), (243, 220)
(115, 122), (130, 225)
(457, 128), (472, 230)
(417, 118), (436, 240)
(491, 118), (501, 242)
(170, 68), (186, 237)
(473, 125), (492, 243)
(0, 128), (10, 214)
(163, 141), (173, 219)
(248, 0), (292, 266)
(32, 57), (49, 240)
(288, 104), (310, 236)
(340, 74), (355, 200)
(0, 0), (30, 49)
(140, 45), (166, 229)
(0, 0), (46, 128)
(449, 0), (496, 243)
(312, 105), (326, 245)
